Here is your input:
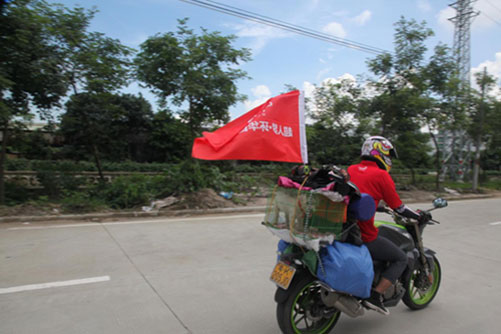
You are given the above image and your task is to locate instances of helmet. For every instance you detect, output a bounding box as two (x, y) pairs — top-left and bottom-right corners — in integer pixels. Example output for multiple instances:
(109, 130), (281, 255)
(361, 136), (398, 171)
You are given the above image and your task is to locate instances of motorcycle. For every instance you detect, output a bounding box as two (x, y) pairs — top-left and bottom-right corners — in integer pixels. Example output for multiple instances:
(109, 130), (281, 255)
(268, 167), (447, 334)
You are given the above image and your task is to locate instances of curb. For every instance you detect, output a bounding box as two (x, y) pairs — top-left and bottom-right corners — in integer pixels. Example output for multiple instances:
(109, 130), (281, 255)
(1, 193), (499, 224)
(403, 194), (497, 203)
(0, 206), (268, 224)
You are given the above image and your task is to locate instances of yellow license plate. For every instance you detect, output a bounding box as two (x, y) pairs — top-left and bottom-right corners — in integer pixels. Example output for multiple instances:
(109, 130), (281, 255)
(270, 261), (296, 289)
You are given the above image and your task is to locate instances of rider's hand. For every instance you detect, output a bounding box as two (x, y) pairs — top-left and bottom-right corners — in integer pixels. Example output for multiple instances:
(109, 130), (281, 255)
(417, 210), (432, 224)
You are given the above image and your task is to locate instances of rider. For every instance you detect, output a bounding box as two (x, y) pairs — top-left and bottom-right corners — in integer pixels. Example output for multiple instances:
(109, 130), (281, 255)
(347, 136), (426, 315)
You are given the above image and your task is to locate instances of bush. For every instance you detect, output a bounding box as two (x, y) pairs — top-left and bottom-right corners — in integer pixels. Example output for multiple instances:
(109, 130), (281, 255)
(85, 161), (238, 209)
(3, 159), (296, 210)
(61, 192), (106, 213)
(35, 162), (86, 199)
(4, 181), (32, 205)
(94, 174), (157, 209)
(5, 158), (174, 173)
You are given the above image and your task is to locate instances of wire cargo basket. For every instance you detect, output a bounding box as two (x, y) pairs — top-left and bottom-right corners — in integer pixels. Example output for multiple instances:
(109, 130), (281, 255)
(263, 186), (347, 239)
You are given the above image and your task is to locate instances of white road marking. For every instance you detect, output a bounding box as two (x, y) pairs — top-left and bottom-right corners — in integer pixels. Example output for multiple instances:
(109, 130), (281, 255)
(489, 222), (501, 226)
(0, 276), (110, 295)
(5, 213), (265, 231)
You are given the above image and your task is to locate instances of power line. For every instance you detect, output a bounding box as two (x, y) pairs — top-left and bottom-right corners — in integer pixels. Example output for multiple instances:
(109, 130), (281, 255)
(179, 0), (389, 55)
(484, 0), (501, 14)
(481, 11), (501, 26)
(478, 0), (501, 26)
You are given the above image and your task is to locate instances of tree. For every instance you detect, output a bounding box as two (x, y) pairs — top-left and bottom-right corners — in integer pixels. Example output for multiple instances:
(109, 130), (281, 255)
(481, 99), (501, 171)
(307, 77), (370, 165)
(365, 17), (437, 183)
(107, 94), (154, 162)
(148, 110), (192, 162)
(470, 69), (497, 191)
(46, 2), (133, 179)
(135, 18), (251, 140)
(0, 0), (68, 203)
(43, 3), (133, 95)
(60, 92), (117, 180)
(0, 0), (134, 202)
(60, 93), (155, 176)
(366, 17), (434, 136)
(420, 43), (459, 189)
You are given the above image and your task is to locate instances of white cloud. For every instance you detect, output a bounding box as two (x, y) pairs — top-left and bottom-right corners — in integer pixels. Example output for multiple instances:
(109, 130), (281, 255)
(473, 0), (501, 30)
(251, 85), (272, 98)
(471, 52), (501, 94)
(316, 67), (333, 81)
(351, 10), (372, 26)
(302, 81), (316, 124)
(244, 84), (272, 110)
(321, 22), (347, 39)
(229, 22), (290, 55)
(331, 10), (350, 17)
(417, 0), (432, 12)
(437, 7), (455, 31)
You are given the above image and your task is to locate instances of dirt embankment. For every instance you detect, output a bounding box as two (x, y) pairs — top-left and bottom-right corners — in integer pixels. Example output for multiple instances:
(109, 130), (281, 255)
(1, 188), (500, 218)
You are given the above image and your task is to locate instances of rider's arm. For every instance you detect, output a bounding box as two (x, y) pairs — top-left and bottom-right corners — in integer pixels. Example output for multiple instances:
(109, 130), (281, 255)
(378, 173), (421, 220)
(394, 204), (420, 220)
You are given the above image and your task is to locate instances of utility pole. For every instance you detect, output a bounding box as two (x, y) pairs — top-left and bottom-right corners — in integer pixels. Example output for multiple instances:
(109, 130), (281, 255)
(440, 0), (479, 181)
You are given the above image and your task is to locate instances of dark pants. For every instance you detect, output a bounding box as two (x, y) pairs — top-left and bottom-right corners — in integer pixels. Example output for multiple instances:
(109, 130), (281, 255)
(365, 235), (407, 284)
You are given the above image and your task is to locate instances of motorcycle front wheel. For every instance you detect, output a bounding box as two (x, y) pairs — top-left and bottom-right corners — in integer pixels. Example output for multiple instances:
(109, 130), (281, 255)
(403, 256), (441, 310)
(276, 273), (341, 334)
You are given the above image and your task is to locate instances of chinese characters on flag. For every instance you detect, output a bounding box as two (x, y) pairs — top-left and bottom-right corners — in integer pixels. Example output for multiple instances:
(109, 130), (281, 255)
(191, 90), (308, 163)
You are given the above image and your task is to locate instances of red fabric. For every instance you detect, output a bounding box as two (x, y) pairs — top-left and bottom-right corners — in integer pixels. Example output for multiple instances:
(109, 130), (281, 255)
(191, 90), (307, 163)
(347, 160), (403, 243)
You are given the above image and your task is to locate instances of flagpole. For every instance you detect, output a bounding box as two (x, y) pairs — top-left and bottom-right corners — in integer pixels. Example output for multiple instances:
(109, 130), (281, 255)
(298, 90), (309, 164)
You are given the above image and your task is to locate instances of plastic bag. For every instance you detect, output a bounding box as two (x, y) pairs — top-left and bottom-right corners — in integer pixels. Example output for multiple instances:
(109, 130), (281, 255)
(317, 242), (374, 298)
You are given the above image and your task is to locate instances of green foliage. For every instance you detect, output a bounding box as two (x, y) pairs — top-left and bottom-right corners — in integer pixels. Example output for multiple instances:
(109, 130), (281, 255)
(148, 110), (191, 161)
(4, 180), (32, 205)
(95, 174), (157, 208)
(305, 77), (370, 165)
(0, 0), (67, 120)
(61, 192), (106, 213)
(34, 161), (86, 199)
(42, 2), (134, 95)
(135, 18), (251, 137)
(68, 161), (236, 209)
(306, 123), (361, 166)
(0, 0), (133, 203)
(5, 159), (177, 172)
(59, 92), (155, 163)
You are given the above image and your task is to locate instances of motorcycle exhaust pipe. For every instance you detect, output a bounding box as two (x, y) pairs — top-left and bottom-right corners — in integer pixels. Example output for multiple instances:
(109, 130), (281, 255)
(319, 282), (365, 318)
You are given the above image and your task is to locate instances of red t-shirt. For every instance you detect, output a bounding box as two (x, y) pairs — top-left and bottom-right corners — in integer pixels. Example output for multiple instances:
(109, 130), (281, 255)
(347, 160), (403, 243)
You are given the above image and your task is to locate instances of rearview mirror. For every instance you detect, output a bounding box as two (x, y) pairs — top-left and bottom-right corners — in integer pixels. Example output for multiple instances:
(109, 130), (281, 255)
(432, 197), (448, 209)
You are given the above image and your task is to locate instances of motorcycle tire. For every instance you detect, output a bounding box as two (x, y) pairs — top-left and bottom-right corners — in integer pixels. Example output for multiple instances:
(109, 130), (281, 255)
(276, 272), (341, 334)
(403, 256), (441, 310)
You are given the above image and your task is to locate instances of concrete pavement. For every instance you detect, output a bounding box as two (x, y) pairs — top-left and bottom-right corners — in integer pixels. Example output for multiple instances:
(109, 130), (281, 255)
(1, 198), (501, 334)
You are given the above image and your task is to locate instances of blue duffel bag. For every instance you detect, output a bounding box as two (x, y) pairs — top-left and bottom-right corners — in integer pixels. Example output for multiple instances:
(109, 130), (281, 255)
(317, 241), (374, 298)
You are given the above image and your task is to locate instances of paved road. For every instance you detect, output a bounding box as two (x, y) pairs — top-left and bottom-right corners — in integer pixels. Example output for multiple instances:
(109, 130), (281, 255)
(1, 198), (500, 334)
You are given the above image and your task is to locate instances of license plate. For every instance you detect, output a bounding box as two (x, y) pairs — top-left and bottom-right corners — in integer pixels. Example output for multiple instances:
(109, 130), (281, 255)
(270, 261), (296, 289)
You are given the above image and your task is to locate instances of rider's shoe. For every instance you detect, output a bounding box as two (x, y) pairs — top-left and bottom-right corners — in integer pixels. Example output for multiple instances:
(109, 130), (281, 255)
(363, 291), (390, 316)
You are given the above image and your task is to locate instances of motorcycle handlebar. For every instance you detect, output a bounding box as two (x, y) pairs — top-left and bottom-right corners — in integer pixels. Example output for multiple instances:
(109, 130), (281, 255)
(378, 206), (441, 225)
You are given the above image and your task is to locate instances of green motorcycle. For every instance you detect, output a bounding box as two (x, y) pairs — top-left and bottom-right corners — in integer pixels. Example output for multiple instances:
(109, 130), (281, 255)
(271, 197), (447, 334)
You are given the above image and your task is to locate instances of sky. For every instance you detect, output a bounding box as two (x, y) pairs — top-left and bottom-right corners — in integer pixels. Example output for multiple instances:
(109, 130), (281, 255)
(47, 0), (501, 119)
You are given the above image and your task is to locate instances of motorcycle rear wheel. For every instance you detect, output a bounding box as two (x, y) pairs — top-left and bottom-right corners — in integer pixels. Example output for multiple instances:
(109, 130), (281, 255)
(403, 256), (441, 310)
(276, 273), (341, 334)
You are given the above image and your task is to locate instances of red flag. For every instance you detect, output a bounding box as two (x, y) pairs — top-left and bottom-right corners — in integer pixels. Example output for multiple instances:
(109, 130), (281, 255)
(192, 90), (308, 163)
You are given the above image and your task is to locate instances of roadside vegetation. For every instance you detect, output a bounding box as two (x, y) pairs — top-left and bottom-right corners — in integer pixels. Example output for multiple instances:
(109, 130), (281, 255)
(1, 1), (500, 215)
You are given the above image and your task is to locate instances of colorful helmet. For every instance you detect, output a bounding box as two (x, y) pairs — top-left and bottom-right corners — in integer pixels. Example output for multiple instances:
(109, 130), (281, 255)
(361, 136), (398, 171)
